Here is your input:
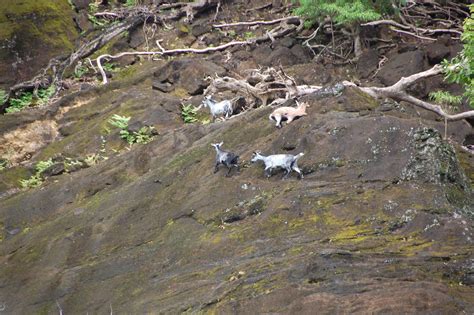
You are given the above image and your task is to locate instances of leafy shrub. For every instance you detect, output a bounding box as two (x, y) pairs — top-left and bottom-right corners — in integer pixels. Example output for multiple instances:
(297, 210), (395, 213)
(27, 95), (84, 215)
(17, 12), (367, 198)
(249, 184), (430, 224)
(7, 92), (33, 113)
(19, 158), (54, 189)
(181, 104), (198, 123)
(74, 62), (89, 79)
(108, 114), (156, 145)
(442, 4), (474, 108)
(37, 85), (55, 106)
(6, 86), (55, 113)
(429, 91), (462, 109)
(103, 62), (118, 72)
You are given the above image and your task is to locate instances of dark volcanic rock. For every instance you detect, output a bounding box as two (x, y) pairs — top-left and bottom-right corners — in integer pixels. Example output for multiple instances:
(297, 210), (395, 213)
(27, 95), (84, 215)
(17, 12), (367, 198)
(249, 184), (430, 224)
(153, 59), (226, 95)
(377, 50), (426, 86)
(0, 1), (79, 88)
(425, 41), (451, 65)
(357, 49), (379, 78)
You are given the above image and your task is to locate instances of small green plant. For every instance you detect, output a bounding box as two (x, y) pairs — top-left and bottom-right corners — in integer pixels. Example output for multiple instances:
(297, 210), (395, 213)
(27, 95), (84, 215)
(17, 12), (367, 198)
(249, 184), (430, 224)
(103, 62), (118, 72)
(134, 126), (155, 144)
(125, 0), (139, 6)
(244, 31), (254, 40)
(108, 114), (130, 129)
(64, 157), (84, 172)
(0, 89), (7, 105)
(35, 159), (54, 174)
(0, 159), (7, 171)
(6, 86), (55, 113)
(74, 62), (89, 79)
(20, 175), (43, 189)
(181, 104), (198, 123)
(37, 85), (55, 106)
(19, 158), (54, 189)
(7, 91), (33, 113)
(108, 114), (155, 145)
(84, 153), (108, 167)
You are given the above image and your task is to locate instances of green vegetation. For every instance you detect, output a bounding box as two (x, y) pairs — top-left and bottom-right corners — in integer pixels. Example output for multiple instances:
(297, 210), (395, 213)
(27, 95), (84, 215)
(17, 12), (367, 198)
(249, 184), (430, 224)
(108, 114), (156, 145)
(293, 0), (401, 28)
(6, 86), (55, 113)
(442, 4), (474, 108)
(19, 159), (54, 189)
(293, 0), (406, 56)
(181, 104), (199, 123)
(103, 62), (119, 73)
(0, 89), (7, 104)
(125, 0), (141, 7)
(429, 91), (462, 110)
(74, 62), (89, 79)
(6, 92), (33, 113)
(0, 159), (7, 171)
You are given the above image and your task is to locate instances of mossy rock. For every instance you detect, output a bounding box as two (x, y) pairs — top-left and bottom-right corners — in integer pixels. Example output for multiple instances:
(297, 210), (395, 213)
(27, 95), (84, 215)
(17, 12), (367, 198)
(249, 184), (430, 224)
(0, 0), (78, 88)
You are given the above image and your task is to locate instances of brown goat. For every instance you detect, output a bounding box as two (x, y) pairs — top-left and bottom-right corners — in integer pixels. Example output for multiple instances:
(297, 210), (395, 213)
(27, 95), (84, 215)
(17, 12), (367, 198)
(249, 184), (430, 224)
(269, 101), (308, 128)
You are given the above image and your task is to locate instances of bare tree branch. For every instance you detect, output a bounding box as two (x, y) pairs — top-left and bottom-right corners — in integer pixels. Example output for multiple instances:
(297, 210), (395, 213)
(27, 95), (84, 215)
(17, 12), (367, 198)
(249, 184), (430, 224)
(361, 19), (463, 36)
(96, 19), (303, 84)
(213, 16), (300, 28)
(348, 65), (474, 121)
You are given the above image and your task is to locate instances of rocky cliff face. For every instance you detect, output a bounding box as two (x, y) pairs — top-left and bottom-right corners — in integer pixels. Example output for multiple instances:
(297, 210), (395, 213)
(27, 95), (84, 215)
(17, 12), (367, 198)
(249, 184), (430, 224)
(0, 0), (473, 313)
(0, 0), (79, 88)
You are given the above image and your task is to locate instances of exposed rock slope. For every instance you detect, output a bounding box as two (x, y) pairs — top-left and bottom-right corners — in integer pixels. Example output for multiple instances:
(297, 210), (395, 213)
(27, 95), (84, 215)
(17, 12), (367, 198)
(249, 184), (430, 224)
(0, 0), (473, 313)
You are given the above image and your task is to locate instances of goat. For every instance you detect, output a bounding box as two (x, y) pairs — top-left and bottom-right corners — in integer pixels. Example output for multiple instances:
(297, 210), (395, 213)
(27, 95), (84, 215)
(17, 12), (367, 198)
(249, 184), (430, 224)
(251, 151), (304, 179)
(211, 142), (239, 176)
(269, 101), (308, 128)
(202, 95), (233, 121)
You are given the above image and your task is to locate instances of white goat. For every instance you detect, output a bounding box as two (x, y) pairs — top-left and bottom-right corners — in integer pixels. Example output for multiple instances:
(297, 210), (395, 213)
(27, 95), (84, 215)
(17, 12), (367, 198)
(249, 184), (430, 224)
(211, 142), (239, 176)
(269, 101), (308, 128)
(251, 151), (304, 179)
(202, 95), (233, 121)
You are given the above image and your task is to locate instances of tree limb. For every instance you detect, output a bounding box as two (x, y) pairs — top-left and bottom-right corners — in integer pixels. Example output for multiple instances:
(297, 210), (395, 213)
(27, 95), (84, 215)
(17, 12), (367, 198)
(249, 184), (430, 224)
(96, 19), (303, 84)
(361, 19), (463, 36)
(348, 65), (474, 121)
(213, 16), (300, 28)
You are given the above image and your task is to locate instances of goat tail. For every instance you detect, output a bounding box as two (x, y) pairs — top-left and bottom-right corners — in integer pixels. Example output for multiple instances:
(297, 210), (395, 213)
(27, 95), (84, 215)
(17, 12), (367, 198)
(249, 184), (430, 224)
(295, 152), (304, 160)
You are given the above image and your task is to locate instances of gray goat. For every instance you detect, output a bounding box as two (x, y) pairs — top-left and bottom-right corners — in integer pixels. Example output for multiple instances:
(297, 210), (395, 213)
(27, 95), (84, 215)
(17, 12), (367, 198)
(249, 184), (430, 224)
(251, 151), (304, 179)
(202, 95), (233, 121)
(211, 142), (239, 176)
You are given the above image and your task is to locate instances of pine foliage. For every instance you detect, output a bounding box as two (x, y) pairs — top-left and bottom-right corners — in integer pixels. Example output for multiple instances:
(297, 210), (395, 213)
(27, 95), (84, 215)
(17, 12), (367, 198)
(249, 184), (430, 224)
(294, 0), (394, 27)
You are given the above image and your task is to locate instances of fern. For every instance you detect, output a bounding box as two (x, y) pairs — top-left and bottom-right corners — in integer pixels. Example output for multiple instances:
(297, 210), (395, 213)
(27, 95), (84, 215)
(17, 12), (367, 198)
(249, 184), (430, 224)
(181, 104), (199, 123)
(7, 92), (33, 113)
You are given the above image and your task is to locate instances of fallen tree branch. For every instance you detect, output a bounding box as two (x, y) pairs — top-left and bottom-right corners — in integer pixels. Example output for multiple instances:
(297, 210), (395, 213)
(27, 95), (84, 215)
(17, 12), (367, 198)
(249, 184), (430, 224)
(391, 29), (436, 41)
(213, 16), (300, 28)
(96, 18), (303, 84)
(349, 65), (474, 121)
(362, 19), (463, 36)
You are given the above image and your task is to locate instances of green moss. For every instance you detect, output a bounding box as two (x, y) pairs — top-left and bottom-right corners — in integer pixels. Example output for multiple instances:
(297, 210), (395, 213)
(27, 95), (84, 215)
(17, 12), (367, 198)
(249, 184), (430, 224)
(0, 166), (31, 190)
(114, 66), (138, 81)
(171, 87), (190, 99)
(0, 0), (77, 50)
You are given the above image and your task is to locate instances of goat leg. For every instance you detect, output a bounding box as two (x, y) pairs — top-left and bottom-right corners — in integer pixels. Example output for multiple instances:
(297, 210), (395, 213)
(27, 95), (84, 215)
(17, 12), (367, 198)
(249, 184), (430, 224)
(214, 163), (220, 173)
(292, 165), (303, 179)
(225, 166), (232, 177)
